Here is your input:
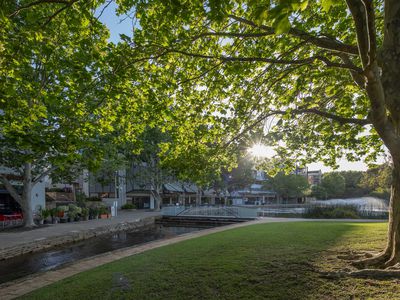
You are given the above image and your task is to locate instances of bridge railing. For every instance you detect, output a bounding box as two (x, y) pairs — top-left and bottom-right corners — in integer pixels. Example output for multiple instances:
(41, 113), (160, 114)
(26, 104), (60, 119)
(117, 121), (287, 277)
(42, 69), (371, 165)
(161, 205), (258, 219)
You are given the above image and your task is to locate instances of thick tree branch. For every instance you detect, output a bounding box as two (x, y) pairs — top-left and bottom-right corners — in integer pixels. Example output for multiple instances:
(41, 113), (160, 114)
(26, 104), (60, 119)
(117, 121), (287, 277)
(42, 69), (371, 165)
(163, 48), (362, 71)
(290, 108), (370, 125)
(0, 175), (22, 203)
(225, 108), (370, 147)
(41, 1), (78, 26)
(33, 166), (58, 184)
(193, 31), (274, 40)
(346, 0), (370, 67)
(228, 15), (359, 56)
(10, 0), (71, 16)
(347, 1), (400, 153)
(361, 0), (377, 66)
(337, 53), (366, 88)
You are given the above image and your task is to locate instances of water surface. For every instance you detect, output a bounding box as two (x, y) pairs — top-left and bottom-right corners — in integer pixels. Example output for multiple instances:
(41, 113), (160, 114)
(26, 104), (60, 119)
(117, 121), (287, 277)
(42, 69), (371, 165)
(0, 225), (202, 284)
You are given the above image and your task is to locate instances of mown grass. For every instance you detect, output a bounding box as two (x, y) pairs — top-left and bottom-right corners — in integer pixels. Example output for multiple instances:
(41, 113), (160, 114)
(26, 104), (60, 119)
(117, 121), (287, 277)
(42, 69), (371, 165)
(20, 222), (399, 300)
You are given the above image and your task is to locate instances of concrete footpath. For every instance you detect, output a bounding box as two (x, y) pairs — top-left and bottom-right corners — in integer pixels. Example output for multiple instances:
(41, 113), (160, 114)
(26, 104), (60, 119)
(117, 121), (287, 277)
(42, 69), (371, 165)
(0, 211), (161, 260)
(0, 217), (387, 300)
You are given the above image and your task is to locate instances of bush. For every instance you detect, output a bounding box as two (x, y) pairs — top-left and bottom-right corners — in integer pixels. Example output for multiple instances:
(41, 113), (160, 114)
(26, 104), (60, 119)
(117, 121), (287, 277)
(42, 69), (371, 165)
(121, 203), (136, 210)
(76, 192), (88, 207)
(89, 206), (99, 218)
(369, 188), (390, 201)
(81, 207), (89, 218)
(88, 196), (102, 202)
(98, 206), (109, 215)
(303, 205), (360, 219)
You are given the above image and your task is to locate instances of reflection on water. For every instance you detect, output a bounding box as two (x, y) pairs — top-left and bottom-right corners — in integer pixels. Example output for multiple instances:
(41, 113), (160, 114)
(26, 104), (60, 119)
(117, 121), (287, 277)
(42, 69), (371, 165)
(0, 225), (202, 284)
(260, 197), (388, 215)
(311, 197), (388, 212)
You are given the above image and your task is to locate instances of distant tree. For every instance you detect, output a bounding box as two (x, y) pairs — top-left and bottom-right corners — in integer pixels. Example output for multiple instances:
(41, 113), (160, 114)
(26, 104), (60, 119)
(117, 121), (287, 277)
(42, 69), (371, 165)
(320, 172), (346, 199)
(0, 2), (145, 226)
(272, 173), (310, 202)
(225, 158), (255, 191)
(338, 171), (365, 198)
(359, 163), (391, 200)
(125, 127), (175, 211)
(311, 185), (328, 200)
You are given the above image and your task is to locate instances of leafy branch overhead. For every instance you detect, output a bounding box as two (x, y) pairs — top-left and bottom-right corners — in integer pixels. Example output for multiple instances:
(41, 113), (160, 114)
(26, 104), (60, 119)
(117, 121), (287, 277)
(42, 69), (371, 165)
(115, 0), (388, 169)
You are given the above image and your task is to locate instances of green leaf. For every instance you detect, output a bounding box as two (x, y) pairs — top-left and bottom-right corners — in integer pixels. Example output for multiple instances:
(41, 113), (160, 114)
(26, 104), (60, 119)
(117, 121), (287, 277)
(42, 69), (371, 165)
(274, 15), (291, 34)
(321, 0), (335, 12)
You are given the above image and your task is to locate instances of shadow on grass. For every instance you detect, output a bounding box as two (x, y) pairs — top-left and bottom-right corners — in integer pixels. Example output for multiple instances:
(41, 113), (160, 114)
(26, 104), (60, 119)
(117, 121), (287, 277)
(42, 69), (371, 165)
(21, 222), (394, 300)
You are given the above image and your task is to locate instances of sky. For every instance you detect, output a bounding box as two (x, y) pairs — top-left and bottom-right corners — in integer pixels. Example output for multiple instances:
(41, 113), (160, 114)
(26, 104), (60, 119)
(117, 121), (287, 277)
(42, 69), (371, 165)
(98, 4), (384, 173)
(97, 2), (133, 44)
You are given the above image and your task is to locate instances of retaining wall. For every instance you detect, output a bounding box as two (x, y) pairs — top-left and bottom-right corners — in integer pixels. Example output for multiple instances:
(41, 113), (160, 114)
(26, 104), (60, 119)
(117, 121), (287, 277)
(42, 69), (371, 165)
(0, 216), (159, 261)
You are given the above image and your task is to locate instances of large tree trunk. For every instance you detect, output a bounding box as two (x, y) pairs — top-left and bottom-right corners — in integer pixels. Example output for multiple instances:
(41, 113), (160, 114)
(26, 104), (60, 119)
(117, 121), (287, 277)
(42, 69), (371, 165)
(353, 0), (400, 269)
(0, 163), (36, 227)
(21, 163), (35, 227)
(383, 163), (400, 266)
(150, 184), (162, 211)
(355, 161), (400, 268)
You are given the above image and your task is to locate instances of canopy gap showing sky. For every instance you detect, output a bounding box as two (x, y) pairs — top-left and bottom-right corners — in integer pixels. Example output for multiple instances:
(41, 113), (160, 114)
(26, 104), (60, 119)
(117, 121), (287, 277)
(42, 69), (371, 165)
(97, 2), (385, 172)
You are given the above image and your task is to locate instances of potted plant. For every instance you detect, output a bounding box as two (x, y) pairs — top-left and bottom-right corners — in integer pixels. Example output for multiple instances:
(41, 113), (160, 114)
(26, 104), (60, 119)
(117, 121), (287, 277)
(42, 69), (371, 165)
(56, 206), (67, 218)
(99, 206), (109, 219)
(42, 209), (52, 224)
(121, 203), (136, 210)
(68, 204), (82, 222)
(50, 208), (59, 224)
(81, 208), (89, 221)
(36, 208), (44, 225)
(89, 206), (99, 219)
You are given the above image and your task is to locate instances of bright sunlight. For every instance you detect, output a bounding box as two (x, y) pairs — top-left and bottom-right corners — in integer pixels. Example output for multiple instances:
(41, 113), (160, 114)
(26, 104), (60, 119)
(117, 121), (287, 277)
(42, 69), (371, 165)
(248, 144), (275, 158)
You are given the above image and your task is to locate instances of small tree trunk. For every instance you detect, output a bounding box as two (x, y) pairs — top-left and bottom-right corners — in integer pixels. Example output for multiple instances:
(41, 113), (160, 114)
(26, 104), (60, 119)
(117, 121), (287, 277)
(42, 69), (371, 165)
(0, 163), (36, 227)
(22, 163), (35, 227)
(355, 161), (400, 268)
(196, 189), (201, 206)
(382, 162), (400, 266)
(151, 185), (162, 211)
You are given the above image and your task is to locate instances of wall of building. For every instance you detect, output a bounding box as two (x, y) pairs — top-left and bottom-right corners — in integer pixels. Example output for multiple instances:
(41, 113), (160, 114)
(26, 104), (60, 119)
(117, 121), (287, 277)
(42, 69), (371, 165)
(31, 180), (46, 211)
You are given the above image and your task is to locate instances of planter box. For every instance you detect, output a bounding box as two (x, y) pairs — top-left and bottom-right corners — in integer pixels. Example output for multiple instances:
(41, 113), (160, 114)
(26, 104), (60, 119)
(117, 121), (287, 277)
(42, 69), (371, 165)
(100, 214), (108, 219)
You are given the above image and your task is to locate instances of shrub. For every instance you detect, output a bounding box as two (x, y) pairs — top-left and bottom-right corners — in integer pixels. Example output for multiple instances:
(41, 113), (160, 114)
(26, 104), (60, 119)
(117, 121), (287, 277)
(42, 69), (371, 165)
(98, 206), (108, 215)
(41, 209), (51, 219)
(81, 208), (89, 218)
(121, 203), (136, 210)
(76, 192), (88, 207)
(88, 196), (102, 202)
(303, 205), (360, 219)
(89, 206), (99, 218)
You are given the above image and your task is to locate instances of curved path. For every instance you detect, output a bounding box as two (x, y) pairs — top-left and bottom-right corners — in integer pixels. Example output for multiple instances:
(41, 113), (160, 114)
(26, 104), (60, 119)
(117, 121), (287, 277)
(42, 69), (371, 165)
(0, 217), (386, 299)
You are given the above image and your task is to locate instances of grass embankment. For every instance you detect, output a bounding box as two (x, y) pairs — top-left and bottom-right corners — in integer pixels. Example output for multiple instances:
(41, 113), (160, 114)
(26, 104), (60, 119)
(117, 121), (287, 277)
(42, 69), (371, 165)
(21, 222), (399, 300)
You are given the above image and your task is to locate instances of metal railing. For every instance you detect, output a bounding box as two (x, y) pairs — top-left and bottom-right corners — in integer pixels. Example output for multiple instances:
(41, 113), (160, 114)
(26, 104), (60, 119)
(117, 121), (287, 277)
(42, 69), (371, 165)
(161, 205), (258, 219)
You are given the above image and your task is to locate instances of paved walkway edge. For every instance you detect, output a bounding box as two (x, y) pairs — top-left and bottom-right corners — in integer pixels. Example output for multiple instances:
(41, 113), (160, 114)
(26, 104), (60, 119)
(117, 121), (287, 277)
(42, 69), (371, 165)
(0, 216), (159, 261)
(0, 218), (387, 299)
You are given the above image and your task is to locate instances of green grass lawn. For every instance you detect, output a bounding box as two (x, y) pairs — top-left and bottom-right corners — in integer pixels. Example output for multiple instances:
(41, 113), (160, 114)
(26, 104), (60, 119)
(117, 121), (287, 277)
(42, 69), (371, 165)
(21, 222), (400, 300)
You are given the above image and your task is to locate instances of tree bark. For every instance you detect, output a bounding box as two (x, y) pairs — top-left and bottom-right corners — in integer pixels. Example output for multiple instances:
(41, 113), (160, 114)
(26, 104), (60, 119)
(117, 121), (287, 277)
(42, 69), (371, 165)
(0, 163), (36, 227)
(381, 161), (400, 266)
(352, 0), (400, 268)
(21, 163), (36, 227)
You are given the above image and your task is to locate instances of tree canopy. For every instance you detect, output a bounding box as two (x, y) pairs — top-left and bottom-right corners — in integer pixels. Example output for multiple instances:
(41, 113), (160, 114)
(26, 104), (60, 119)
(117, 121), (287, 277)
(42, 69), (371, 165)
(0, 1), (148, 225)
(111, 0), (387, 173)
(271, 172), (310, 200)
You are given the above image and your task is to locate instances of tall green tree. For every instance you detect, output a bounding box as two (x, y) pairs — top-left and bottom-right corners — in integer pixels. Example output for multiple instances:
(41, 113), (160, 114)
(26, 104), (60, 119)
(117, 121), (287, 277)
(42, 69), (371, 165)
(225, 157), (256, 191)
(0, 1), (145, 226)
(114, 0), (400, 268)
(339, 170), (365, 198)
(359, 163), (392, 199)
(272, 173), (310, 202)
(320, 172), (346, 199)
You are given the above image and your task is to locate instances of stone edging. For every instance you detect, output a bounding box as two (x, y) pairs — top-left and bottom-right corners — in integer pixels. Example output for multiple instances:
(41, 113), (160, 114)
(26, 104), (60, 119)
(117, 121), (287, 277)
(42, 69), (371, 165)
(0, 216), (159, 261)
(0, 218), (388, 299)
(0, 218), (268, 299)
